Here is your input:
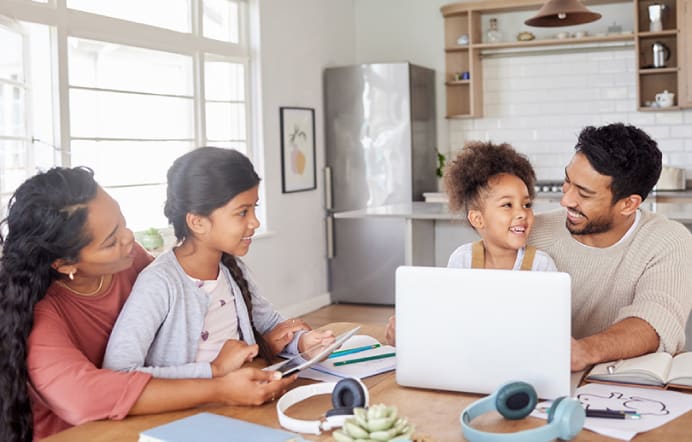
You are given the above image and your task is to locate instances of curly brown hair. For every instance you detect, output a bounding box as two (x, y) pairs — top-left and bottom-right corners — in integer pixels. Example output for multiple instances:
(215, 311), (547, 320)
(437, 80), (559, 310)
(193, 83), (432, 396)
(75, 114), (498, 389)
(444, 141), (536, 213)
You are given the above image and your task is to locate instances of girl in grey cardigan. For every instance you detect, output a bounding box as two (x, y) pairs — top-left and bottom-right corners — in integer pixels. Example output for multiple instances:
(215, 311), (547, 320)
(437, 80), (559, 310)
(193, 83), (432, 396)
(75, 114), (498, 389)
(104, 147), (333, 379)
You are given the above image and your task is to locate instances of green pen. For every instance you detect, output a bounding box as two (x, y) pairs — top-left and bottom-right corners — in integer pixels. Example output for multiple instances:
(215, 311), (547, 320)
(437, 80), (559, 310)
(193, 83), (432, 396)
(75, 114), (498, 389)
(333, 352), (396, 366)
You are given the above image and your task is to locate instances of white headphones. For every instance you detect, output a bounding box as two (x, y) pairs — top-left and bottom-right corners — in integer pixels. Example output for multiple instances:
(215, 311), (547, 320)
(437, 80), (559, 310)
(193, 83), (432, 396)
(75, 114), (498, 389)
(276, 378), (370, 435)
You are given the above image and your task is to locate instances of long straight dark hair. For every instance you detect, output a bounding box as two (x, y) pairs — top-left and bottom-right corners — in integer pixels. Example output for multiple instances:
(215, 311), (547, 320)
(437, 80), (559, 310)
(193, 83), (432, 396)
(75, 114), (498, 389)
(0, 167), (98, 442)
(163, 147), (272, 361)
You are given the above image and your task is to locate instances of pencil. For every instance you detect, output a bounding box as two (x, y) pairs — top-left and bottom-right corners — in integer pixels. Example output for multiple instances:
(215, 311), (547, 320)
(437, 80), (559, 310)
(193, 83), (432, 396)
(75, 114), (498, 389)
(585, 409), (640, 420)
(333, 352), (396, 366)
(328, 344), (381, 359)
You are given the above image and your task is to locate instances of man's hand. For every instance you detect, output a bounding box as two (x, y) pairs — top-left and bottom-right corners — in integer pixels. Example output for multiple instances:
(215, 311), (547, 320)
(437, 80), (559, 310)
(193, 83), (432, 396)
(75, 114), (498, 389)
(385, 315), (396, 346)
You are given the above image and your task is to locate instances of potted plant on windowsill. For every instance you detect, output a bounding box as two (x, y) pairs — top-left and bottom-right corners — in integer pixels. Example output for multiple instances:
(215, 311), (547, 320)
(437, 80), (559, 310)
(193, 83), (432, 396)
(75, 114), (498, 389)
(436, 151), (447, 192)
(140, 227), (164, 251)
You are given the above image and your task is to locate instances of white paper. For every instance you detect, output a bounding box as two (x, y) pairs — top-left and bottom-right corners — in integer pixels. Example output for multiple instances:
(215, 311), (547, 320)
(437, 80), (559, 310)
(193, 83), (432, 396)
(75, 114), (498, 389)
(532, 383), (692, 441)
(297, 335), (395, 381)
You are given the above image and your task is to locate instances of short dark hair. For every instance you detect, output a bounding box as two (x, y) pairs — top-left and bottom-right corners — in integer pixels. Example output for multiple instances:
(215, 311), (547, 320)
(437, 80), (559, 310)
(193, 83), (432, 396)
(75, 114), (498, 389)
(574, 123), (662, 203)
(444, 141), (536, 213)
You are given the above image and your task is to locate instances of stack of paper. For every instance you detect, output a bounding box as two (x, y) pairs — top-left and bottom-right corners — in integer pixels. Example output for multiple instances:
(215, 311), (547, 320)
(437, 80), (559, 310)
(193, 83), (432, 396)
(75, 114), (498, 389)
(299, 335), (395, 382)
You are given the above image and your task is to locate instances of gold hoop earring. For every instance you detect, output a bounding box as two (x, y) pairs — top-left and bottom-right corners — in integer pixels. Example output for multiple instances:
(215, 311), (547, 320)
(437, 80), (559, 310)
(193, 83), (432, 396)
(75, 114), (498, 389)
(69, 271), (75, 281)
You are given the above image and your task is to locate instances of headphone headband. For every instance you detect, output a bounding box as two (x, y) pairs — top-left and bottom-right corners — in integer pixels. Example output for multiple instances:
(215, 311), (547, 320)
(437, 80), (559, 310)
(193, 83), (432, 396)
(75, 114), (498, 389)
(461, 381), (585, 442)
(277, 379), (369, 435)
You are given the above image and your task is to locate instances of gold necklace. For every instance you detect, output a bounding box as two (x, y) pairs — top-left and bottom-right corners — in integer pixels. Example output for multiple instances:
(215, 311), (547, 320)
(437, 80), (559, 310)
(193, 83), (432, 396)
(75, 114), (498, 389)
(57, 275), (105, 296)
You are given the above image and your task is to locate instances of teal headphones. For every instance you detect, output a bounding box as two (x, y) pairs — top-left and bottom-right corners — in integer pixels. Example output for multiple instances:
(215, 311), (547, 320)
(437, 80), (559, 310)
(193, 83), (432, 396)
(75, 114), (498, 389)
(461, 381), (585, 442)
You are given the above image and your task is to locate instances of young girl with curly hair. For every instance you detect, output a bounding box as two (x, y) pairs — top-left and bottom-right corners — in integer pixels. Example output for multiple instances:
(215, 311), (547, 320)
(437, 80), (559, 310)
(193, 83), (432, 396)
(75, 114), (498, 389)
(444, 141), (557, 271)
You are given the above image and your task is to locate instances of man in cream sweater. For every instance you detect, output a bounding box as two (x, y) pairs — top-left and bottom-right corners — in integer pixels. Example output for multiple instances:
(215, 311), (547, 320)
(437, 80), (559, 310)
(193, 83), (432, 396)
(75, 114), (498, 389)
(529, 123), (692, 371)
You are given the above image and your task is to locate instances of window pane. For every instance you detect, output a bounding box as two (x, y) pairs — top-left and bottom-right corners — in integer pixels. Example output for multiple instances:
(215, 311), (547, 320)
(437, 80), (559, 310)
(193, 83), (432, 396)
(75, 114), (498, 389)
(0, 84), (26, 137)
(70, 89), (194, 139)
(71, 140), (191, 187)
(68, 38), (193, 97)
(205, 102), (245, 141)
(205, 141), (246, 155)
(204, 59), (244, 101)
(106, 184), (168, 232)
(0, 139), (28, 195)
(0, 26), (23, 83)
(203, 0), (239, 43)
(67, 0), (191, 33)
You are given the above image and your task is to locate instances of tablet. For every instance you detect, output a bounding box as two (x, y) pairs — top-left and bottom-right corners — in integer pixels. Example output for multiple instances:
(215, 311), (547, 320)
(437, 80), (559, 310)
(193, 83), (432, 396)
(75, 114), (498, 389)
(264, 326), (361, 377)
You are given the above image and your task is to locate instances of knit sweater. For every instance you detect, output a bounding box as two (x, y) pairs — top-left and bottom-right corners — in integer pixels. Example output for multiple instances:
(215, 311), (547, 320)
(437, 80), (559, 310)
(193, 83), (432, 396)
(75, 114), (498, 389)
(529, 208), (692, 353)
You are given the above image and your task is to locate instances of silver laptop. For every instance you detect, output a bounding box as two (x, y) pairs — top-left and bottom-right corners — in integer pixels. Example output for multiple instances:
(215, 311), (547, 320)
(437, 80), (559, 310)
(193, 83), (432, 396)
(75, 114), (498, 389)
(395, 266), (571, 399)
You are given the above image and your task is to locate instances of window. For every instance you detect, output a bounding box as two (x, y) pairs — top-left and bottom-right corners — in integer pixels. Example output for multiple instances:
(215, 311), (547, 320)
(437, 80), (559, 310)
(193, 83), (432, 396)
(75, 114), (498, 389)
(0, 0), (252, 230)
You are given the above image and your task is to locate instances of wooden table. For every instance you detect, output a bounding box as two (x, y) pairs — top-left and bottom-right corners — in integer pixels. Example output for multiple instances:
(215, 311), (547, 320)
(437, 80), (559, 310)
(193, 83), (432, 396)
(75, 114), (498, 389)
(44, 323), (692, 441)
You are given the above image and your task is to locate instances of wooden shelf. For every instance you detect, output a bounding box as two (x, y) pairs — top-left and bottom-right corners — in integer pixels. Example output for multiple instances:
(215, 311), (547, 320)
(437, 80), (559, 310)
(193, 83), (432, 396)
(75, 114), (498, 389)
(637, 30), (679, 38)
(473, 33), (633, 50)
(639, 67), (678, 75)
(638, 105), (681, 111)
(446, 80), (471, 86)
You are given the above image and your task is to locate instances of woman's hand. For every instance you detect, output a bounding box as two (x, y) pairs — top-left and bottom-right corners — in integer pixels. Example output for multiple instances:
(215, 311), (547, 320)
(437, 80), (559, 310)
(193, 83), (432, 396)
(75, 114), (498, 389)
(263, 318), (311, 355)
(216, 367), (297, 406)
(385, 315), (396, 346)
(210, 340), (258, 377)
(298, 329), (336, 357)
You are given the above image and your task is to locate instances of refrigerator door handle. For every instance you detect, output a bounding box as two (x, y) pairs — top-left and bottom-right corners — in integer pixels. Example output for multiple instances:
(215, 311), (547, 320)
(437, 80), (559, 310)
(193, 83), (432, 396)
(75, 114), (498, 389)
(324, 166), (333, 210)
(326, 214), (335, 259)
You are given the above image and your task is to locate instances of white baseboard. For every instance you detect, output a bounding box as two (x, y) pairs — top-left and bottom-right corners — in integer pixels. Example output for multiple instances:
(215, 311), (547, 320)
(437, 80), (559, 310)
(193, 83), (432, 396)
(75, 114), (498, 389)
(277, 292), (332, 318)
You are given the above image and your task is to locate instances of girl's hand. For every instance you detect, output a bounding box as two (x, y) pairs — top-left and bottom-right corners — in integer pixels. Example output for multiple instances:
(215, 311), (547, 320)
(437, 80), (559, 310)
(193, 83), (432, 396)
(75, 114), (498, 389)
(298, 329), (336, 358)
(263, 318), (311, 355)
(216, 367), (297, 406)
(210, 340), (258, 377)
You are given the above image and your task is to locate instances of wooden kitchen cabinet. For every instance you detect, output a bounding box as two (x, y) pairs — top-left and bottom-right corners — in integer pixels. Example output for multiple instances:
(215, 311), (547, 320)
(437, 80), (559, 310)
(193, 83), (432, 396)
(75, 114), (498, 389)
(634, 0), (682, 110)
(441, 0), (692, 118)
(680, 0), (692, 107)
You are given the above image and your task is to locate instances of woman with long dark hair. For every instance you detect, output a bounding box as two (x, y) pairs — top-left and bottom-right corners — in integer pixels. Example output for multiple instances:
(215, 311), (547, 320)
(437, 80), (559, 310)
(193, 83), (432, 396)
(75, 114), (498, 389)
(0, 167), (295, 441)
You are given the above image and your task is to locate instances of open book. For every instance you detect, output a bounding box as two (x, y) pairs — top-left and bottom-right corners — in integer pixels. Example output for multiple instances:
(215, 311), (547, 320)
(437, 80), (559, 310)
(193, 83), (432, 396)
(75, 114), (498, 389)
(586, 352), (692, 390)
(299, 334), (395, 381)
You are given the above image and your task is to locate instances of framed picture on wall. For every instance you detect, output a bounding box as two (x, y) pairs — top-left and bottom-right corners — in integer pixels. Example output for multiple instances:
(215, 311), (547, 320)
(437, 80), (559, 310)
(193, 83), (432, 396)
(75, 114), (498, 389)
(280, 107), (316, 193)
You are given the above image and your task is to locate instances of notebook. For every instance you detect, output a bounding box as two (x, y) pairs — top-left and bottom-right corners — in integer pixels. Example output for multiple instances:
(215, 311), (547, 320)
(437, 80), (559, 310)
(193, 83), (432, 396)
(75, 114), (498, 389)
(138, 412), (305, 442)
(395, 266), (572, 399)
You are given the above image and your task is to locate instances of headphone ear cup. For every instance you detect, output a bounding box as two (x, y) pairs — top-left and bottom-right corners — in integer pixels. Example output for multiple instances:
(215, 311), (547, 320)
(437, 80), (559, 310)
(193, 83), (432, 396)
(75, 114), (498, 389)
(495, 381), (538, 420)
(331, 378), (367, 410)
(547, 397), (586, 440)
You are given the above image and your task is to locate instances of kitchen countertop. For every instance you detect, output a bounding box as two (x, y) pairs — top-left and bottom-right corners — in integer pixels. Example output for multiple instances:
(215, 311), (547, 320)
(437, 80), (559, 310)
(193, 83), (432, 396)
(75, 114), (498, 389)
(334, 201), (692, 224)
(424, 190), (692, 203)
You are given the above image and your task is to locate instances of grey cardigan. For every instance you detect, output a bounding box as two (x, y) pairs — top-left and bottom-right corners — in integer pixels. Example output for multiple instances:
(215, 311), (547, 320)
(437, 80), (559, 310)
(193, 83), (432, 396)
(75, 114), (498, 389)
(103, 250), (299, 378)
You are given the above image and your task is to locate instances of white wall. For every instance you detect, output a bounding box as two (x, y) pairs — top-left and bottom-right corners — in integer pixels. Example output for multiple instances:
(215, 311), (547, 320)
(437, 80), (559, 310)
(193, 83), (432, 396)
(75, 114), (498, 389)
(242, 0), (355, 316)
(354, 0), (450, 158)
(353, 0), (692, 181)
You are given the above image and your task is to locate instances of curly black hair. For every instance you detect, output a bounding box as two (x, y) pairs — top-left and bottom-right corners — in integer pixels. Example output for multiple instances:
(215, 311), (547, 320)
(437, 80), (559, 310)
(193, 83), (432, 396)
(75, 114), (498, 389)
(0, 167), (97, 442)
(444, 141), (536, 213)
(574, 123), (662, 203)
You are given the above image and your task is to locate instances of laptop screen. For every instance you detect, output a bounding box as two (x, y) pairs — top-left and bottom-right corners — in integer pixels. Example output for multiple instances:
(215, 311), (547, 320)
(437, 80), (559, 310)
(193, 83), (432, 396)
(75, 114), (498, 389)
(395, 266), (571, 399)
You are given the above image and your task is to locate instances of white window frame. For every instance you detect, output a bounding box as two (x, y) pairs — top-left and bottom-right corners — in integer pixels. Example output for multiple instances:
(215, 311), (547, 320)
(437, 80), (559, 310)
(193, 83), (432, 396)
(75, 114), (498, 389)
(0, 0), (254, 225)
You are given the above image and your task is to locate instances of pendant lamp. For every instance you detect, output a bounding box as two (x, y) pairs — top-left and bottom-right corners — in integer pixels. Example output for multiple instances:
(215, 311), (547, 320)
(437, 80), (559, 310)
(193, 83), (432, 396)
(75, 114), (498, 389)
(525, 0), (601, 27)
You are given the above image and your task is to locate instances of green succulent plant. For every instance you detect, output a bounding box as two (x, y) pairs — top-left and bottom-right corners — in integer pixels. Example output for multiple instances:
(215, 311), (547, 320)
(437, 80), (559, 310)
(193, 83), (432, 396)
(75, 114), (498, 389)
(332, 404), (414, 442)
(436, 152), (446, 178)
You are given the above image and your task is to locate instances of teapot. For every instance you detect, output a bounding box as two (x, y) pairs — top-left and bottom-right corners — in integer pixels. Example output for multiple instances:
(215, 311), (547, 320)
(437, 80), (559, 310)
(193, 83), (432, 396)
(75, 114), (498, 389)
(655, 90), (674, 108)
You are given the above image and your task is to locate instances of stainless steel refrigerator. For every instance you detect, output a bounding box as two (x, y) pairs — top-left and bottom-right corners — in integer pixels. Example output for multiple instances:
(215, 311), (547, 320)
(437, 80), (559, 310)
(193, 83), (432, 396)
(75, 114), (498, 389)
(324, 63), (437, 304)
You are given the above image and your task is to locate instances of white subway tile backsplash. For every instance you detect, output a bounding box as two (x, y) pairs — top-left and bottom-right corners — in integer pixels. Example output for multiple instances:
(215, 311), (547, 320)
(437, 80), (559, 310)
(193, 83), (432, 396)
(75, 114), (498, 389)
(655, 112), (685, 125)
(448, 49), (692, 178)
(670, 126), (692, 138)
(658, 138), (685, 151)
